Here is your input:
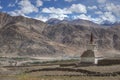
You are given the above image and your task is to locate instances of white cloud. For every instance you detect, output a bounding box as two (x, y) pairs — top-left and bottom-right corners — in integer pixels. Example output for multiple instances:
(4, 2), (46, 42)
(70, 4), (87, 13)
(9, 11), (17, 16)
(100, 12), (116, 23)
(9, 0), (38, 16)
(35, 15), (49, 22)
(9, 10), (25, 16)
(88, 6), (97, 10)
(37, 12), (104, 23)
(36, 0), (43, 7)
(49, 14), (68, 20)
(15, 0), (18, 3)
(8, 0), (18, 7)
(94, 12), (116, 24)
(73, 14), (91, 20)
(105, 3), (120, 17)
(0, 1), (2, 9)
(8, 4), (15, 7)
(42, 7), (71, 14)
(0, 5), (2, 9)
(72, 14), (106, 24)
(91, 18), (103, 24)
(95, 11), (103, 15)
(96, 2), (120, 23)
(42, 3), (87, 15)
(41, 3), (87, 22)
(44, 0), (51, 1)
(65, 0), (75, 2)
(35, 14), (68, 22)
(97, 0), (106, 3)
(18, 0), (38, 14)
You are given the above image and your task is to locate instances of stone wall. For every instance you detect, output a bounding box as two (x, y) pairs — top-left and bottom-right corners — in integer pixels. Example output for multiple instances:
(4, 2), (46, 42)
(97, 59), (120, 65)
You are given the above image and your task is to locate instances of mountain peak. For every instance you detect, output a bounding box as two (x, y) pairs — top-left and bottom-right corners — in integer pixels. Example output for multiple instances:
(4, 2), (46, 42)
(46, 18), (61, 25)
(46, 18), (103, 28)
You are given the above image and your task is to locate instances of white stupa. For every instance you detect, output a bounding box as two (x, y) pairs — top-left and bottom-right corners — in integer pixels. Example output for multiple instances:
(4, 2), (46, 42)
(80, 33), (101, 64)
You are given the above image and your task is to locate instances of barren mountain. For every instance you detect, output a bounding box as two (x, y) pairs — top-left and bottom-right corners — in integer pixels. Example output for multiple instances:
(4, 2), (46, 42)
(0, 12), (120, 57)
(44, 19), (120, 56)
(0, 12), (74, 57)
(46, 18), (109, 28)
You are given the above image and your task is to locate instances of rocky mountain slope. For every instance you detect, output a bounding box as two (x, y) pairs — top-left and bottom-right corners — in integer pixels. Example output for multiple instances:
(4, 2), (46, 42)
(46, 18), (109, 28)
(0, 12), (75, 57)
(0, 12), (120, 57)
(45, 19), (120, 56)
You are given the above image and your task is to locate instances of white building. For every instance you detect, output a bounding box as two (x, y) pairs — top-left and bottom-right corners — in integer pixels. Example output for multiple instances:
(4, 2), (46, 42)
(80, 33), (103, 64)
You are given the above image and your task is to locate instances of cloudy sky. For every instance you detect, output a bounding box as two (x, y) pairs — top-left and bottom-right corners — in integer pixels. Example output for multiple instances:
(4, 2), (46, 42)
(0, 0), (120, 24)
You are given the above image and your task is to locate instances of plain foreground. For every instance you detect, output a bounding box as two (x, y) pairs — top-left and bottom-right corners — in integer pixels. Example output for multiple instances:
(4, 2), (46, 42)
(1, 75), (120, 80)
(0, 59), (120, 80)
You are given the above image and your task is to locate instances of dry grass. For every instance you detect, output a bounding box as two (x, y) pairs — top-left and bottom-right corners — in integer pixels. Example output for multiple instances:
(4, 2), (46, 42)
(1, 65), (120, 80)
(1, 69), (120, 80)
(17, 74), (120, 80)
(1, 74), (118, 80)
(1, 60), (120, 80)
(79, 65), (120, 73)
(27, 71), (84, 76)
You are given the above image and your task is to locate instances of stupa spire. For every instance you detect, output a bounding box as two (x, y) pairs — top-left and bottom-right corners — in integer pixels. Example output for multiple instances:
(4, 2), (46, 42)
(90, 32), (93, 44)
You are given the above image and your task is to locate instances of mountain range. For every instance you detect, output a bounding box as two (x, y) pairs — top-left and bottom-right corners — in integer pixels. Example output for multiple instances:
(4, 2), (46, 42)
(0, 12), (120, 57)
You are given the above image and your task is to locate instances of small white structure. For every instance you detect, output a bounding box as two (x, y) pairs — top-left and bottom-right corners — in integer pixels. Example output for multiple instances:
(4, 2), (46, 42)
(80, 33), (102, 64)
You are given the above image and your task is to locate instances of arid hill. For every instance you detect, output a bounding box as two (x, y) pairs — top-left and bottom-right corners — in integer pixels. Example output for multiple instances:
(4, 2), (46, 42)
(0, 12), (120, 57)
(0, 12), (74, 57)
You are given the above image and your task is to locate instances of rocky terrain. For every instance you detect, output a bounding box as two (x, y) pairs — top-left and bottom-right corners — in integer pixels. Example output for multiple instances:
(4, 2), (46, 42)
(0, 12), (71, 57)
(0, 12), (120, 57)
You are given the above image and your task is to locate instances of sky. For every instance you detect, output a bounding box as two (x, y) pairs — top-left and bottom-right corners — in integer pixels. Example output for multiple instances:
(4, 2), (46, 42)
(0, 0), (120, 24)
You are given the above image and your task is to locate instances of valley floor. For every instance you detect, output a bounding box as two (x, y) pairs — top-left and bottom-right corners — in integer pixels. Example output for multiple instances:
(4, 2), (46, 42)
(1, 75), (120, 80)
(0, 58), (120, 80)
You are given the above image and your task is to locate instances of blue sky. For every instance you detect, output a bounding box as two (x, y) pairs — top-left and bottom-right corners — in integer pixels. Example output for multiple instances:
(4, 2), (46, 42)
(0, 0), (120, 24)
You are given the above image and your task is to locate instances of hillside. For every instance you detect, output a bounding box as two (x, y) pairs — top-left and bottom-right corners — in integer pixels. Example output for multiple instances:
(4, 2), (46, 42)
(0, 12), (120, 57)
(0, 12), (76, 57)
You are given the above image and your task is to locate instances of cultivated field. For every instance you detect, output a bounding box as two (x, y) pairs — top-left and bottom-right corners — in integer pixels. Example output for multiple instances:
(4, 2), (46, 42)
(0, 58), (120, 80)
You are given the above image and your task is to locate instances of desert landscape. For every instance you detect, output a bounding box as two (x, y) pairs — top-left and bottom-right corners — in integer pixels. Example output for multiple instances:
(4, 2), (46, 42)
(1, 11), (120, 80)
(0, 0), (120, 80)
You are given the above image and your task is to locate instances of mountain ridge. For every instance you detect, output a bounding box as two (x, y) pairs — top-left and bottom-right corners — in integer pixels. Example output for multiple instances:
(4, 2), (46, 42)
(0, 12), (120, 57)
